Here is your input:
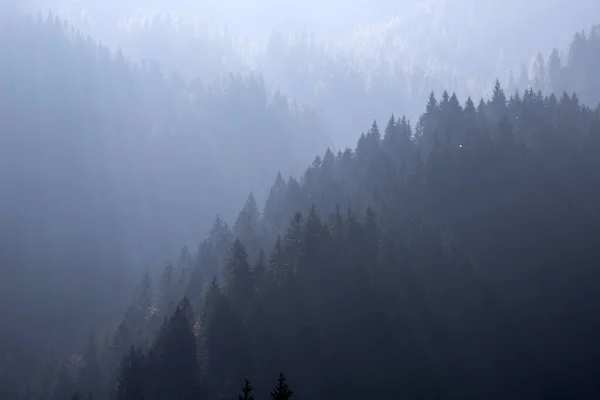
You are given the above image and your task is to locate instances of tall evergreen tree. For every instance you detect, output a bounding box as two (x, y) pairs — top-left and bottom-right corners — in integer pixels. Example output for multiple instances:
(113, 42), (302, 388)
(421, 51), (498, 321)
(234, 193), (261, 262)
(270, 374), (293, 400)
(239, 379), (254, 400)
(147, 298), (200, 400)
(226, 239), (254, 317)
(111, 346), (147, 400)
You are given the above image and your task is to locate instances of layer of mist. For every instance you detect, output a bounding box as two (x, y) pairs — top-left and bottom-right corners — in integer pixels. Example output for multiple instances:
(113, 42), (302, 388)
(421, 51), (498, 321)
(1, 1), (600, 399)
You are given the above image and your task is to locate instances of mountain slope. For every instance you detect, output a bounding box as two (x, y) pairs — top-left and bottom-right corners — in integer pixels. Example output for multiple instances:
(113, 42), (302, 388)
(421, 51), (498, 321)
(0, 14), (328, 394)
(87, 84), (600, 400)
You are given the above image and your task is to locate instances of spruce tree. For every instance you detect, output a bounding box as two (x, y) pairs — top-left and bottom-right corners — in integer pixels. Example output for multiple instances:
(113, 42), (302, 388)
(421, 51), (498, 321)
(234, 193), (261, 262)
(111, 346), (147, 400)
(226, 239), (254, 317)
(239, 379), (254, 400)
(270, 373), (293, 400)
(148, 298), (200, 400)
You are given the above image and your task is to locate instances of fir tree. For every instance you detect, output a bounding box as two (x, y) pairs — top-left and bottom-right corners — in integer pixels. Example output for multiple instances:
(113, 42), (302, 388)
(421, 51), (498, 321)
(270, 373), (293, 400)
(148, 298), (200, 400)
(234, 193), (261, 262)
(226, 239), (254, 317)
(239, 379), (254, 400)
(111, 346), (147, 400)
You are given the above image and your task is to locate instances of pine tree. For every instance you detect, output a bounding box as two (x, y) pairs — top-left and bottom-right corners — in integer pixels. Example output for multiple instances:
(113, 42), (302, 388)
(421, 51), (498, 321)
(105, 321), (132, 389)
(234, 193), (261, 262)
(263, 172), (288, 243)
(205, 215), (234, 281)
(384, 114), (396, 143)
(270, 373), (293, 400)
(491, 79), (507, 109)
(239, 379), (254, 400)
(148, 298), (200, 400)
(368, 119), (381, 144)
(464, 97), (476, 122)
(417, 91), (441, 152)
(399, 115), (412, 140)
(440, 90), (450, 106)
(111, 346), (147, 400)
(548, 48), (562, 93)
(321, 148), (335, 178)
(226, 239), (254, 316)
(426, 91), (438, 113)
(201, 278), (245, 400)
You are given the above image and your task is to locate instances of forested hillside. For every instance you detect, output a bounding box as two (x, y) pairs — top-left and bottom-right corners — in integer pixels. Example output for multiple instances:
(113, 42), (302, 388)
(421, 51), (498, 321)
(3, 3), (600, 400)
(513, 25), (600, 108)
(0, 13), (327, 394)
(114, 17), (600, 148)
(32, 1), (600, 147)
(40, 81), (600, 400)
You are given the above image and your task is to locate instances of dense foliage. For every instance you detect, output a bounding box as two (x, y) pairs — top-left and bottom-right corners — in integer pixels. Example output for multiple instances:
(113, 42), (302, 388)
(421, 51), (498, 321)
(3, 7), (600, 400)
(0, 13), (327, 393)
(67, 12), (600, 148)
(518, 24), (600, 108)
(41, 81), (600, 400)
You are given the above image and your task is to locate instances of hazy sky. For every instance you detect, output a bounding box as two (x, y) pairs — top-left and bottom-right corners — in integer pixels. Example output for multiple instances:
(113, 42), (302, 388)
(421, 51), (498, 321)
(18, 0), (600, 58)
(24, 0), (404, 39)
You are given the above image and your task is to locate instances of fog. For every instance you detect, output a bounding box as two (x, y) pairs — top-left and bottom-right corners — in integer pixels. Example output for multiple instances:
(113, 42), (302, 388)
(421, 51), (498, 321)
(2, 1), (600, 399)
(22, 0), (600, 147)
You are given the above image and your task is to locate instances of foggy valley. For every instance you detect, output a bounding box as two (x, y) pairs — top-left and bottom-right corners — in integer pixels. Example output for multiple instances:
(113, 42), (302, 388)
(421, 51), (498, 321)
(1, 1), (600, 399)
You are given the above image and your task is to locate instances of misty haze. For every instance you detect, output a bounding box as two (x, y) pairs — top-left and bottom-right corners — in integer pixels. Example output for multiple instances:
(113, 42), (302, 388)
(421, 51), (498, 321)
(1, 1), (600, 399)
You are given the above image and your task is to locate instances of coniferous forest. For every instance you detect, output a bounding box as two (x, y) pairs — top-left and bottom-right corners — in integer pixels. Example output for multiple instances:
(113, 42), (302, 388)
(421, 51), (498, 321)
(3, 3), (600, 400)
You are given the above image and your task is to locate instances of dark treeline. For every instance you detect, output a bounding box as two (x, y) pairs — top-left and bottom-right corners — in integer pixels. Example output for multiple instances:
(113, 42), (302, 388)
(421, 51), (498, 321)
(3, 7), (600, 400)
(0, 13), (328, 394)
(45, 80), (600, 400)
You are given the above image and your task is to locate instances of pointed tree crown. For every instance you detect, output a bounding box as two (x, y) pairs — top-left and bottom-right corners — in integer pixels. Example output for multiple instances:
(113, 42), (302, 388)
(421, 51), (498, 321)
(426, 91), (438, 113)
(271, 373), (294, 400)
(492, 79), (507, 108)
(239, 379), (254, 400)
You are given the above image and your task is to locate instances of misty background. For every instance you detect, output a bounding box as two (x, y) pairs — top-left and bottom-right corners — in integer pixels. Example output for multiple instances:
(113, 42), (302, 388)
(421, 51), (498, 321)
(19, 0), (600, 145)
(5, 0), (596, 262)
(1, 1), (600, 398)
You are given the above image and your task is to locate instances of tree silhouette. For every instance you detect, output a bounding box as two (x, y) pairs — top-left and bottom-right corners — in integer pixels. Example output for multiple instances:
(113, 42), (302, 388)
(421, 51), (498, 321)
(239, 379), (254, 400)
(270, 374), (293, 400)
